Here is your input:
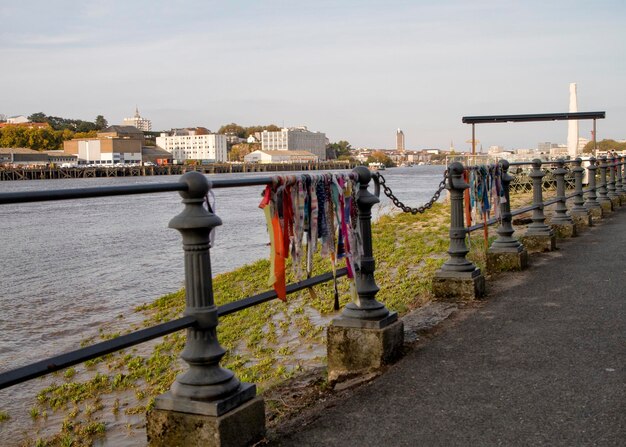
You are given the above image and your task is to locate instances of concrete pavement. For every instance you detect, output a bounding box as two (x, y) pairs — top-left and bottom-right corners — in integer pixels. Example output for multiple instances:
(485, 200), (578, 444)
(271, 212), (626, 446)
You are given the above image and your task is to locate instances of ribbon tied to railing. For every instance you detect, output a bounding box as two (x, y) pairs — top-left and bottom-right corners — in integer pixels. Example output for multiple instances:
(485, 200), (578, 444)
(259, 172), (360, 308)
(464, 164), (505, 246)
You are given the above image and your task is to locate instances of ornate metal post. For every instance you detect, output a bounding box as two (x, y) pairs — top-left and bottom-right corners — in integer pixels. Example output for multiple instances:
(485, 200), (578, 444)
(433, 162), (485, 300)
(551, 159), (571, 223)
(487, 160), (528, 272)
(521, 159), (555, 252)
(617, 155), (626, 201)
(597, 156), (612, 212)
(584, 157), (602, 219)
(622, 156), (626, 193)
(612, 155), (622, 192)
(607, 154), (619, 207)
(328, 166), (404, 383)
(550, 159), (576, 237)
(341, 166), (395, 324)
(148, 171), (264, 447)
(570, 157), (592, 227)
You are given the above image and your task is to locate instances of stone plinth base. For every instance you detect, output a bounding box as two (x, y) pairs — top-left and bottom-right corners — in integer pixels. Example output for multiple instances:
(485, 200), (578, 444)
(571, 211), (592, 229)
(609, 196), (620, 209)
(486, 247), (528, 273)
(432, 268), (485, 301)
(327, 317), (404, 383)
(599, 200), (613, 214)
(520, 233), (556, 253)
(585, 205), (603, 219)
(618, 192), (626, 205)
(550, 222), (577, 238)
(146, 396), (265, 447)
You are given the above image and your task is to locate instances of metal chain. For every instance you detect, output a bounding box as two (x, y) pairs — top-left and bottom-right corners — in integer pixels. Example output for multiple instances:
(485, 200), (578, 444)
(374, 169), (449, 214)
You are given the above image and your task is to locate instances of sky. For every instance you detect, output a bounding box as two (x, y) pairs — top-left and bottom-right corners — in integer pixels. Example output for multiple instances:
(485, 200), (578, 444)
(1, 0), (625, 151)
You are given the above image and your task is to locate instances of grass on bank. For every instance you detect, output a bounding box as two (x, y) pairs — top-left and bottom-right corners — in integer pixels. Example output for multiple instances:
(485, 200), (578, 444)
(20, 190), (542, 446)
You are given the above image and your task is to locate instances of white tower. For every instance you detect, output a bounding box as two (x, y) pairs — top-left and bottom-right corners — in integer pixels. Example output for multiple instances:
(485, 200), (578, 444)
(567, 83), (579, 157)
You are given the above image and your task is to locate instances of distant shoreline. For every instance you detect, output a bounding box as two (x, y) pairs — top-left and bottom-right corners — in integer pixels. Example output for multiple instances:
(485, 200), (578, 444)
(0, 161), (356, 181)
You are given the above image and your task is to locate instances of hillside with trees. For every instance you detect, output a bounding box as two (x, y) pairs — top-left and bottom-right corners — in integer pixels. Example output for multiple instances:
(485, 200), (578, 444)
(0, 113), (109, 151)
(326, 140), (352, 160)
(367, 150), (395, 167)
(582, 139), (626, 153)
(229, 143), (261, 161)
(217, 123), (280, 138)
(28, 113), (108, 132)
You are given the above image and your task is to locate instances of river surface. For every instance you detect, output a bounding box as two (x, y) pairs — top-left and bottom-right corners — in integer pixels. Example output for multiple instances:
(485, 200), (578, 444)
(0, 166), (445, 445)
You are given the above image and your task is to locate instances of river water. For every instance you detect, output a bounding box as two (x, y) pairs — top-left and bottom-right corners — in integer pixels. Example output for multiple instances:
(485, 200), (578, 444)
(0, 166), (445, 445)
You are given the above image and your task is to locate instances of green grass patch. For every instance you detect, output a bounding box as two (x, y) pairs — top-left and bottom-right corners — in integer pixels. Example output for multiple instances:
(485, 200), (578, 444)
(30, 194), (539, 445)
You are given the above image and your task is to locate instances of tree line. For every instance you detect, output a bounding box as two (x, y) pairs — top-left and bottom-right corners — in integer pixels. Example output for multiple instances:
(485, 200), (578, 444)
(217, 123), (281, 138)
(582, 139), (626, 153)
(27, 113), (108, 132)
(0, 113), (109, 151)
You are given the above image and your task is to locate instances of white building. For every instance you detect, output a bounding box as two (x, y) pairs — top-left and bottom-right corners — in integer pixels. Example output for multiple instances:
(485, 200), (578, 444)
(261, 127), (327, 160)
(7, 115), (29, 124)
(123, 107), (152, 131)
(244, 150), (318, 164)
(156, 128), (227, 162)
(64, 126), (144, 165)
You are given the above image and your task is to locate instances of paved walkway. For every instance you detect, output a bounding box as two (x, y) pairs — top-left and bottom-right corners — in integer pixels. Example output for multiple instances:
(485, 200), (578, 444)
(272, 212), (626, 446)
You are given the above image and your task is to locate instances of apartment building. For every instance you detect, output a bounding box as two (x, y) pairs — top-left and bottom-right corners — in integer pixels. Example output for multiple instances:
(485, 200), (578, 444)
(123, 107), (152, 131)
(261, 127), (327, 160)
(156, 128), (227, 162)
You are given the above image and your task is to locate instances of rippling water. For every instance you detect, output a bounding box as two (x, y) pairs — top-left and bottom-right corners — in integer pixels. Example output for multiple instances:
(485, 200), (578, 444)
(0, 166), (445, 445)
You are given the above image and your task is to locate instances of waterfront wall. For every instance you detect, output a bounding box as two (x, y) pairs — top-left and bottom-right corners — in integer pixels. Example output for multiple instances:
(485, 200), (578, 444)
(0, 160), (355, 181)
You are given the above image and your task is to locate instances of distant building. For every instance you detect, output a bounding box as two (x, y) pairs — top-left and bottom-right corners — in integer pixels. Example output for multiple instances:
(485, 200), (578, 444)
(123, 107), (152, 131)
(0, 148), (77, 166)
(549, 145), (568, 156)
(141, 146), (173, 165)
(261, 127), (326, 160)
(63, 125), (143, 165)
(396, 129), (405, 152)
(244, 150), (318, 164)
(156, 128), (227, 162)
(6, 115), (29, 124)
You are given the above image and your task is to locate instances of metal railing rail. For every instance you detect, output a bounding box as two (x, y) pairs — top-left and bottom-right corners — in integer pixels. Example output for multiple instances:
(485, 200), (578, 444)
(0, 268), (347, 390)
(0, 170), (359, 394)
(465, 157), (623, 234)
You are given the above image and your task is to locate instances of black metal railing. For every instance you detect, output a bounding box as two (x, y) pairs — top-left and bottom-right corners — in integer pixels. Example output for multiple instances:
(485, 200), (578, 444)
(0, 171), (362, 392)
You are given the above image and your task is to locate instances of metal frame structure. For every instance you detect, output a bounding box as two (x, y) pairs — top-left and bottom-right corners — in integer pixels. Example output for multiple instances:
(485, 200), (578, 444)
(461, 111), (606, 155)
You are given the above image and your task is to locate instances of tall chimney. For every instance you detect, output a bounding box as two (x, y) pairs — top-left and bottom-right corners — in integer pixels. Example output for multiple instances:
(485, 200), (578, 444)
(567, 83), (579, 157)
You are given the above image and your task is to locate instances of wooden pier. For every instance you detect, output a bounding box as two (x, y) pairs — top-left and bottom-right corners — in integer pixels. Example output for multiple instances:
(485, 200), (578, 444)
(0, 161), (356, 181)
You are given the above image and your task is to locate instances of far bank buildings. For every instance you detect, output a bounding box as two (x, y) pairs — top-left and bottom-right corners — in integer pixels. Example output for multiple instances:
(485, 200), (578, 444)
(244, 126), (327, 163)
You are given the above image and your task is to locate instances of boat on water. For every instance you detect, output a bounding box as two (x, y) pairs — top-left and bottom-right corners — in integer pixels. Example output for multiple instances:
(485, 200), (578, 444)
(368, 162), (386, 170)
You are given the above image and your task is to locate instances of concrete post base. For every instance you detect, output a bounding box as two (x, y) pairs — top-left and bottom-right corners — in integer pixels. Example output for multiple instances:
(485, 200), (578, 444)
(432, 268), (485, 301)
(618, 192), (626, 205)
(327, 316), (404, 384)
(486, 247), (528, 273)
(609, 197), (620, 209)
(146, 395), (265, 447)
(550, 222), (577, 238)
(586, 206), (603, 220)
(520, 233), (556, 253)
(571, 211), (592, 230)
(600, 200), (613, 214)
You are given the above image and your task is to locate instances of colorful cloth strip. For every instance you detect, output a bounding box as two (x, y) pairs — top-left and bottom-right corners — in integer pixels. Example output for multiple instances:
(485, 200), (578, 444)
(259, 173), (359, 302)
